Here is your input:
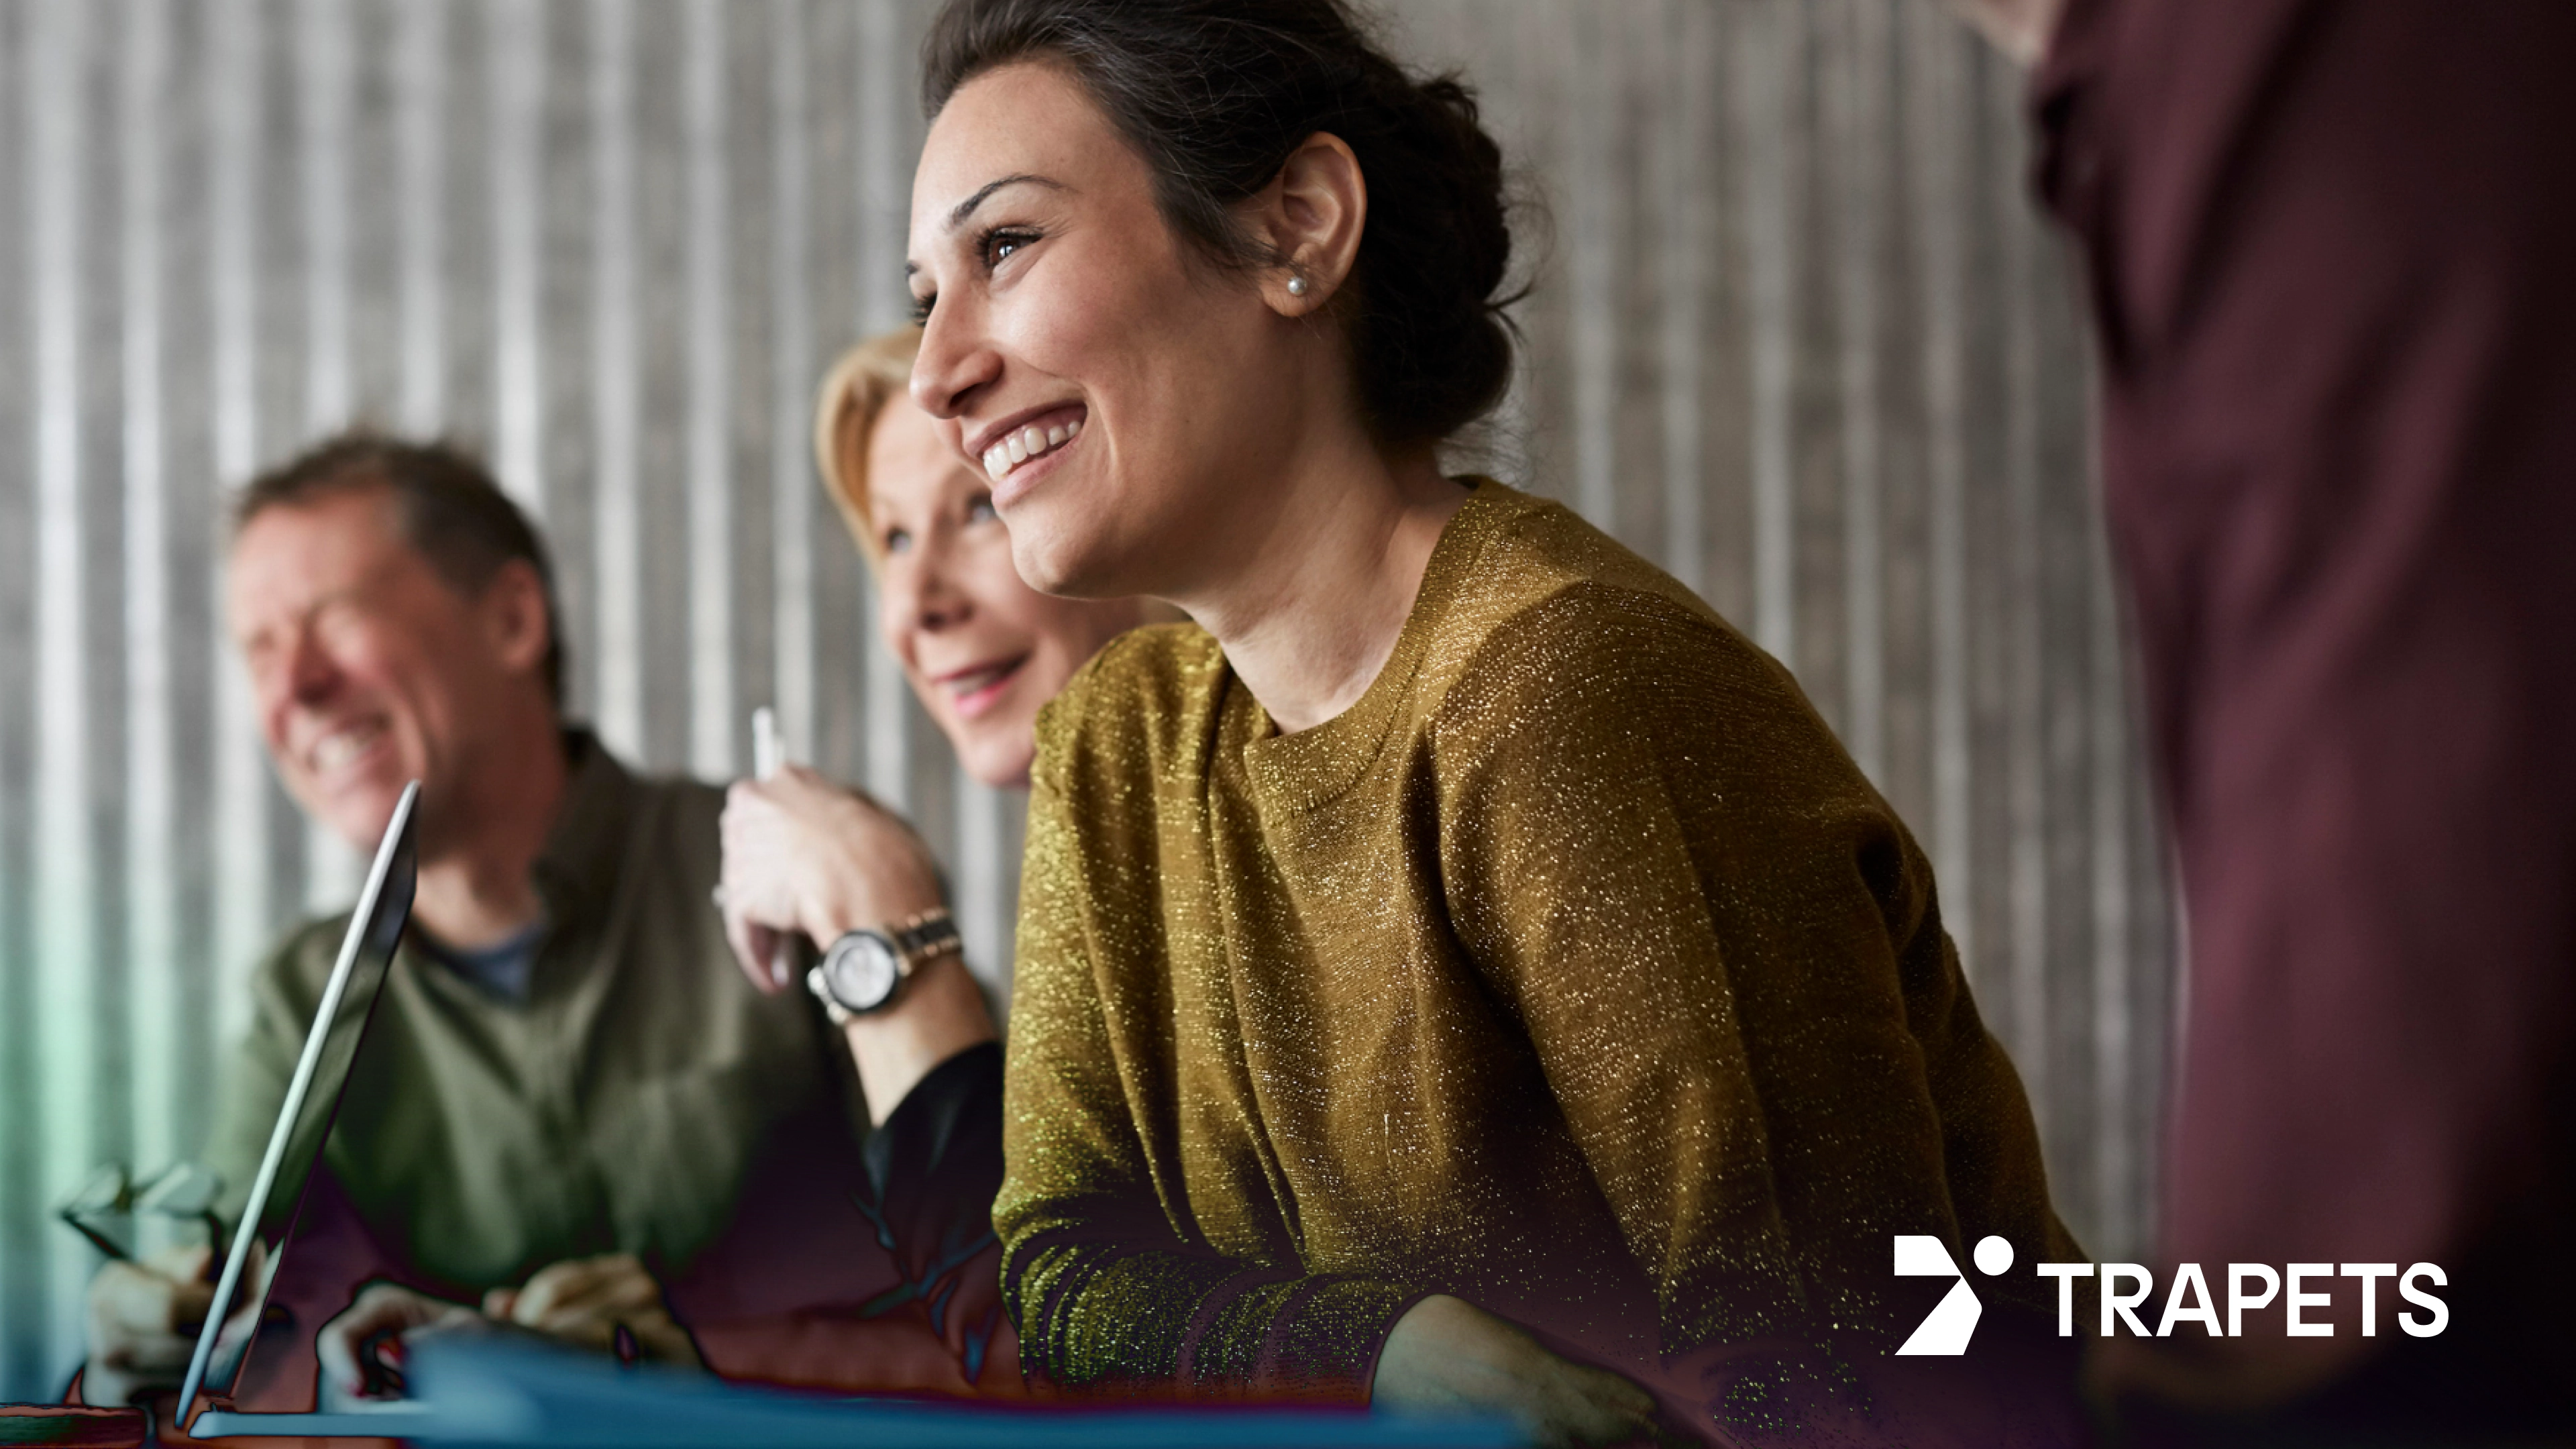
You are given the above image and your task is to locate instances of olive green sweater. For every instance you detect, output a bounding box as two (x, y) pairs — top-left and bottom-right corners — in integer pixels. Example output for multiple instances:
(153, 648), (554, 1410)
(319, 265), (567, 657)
(205, 735), (845, 1294)
(998, 482), (2076, 1406)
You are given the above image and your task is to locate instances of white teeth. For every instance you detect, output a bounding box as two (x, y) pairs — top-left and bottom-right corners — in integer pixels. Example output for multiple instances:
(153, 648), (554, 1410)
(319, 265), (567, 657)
(311, 721), (381, 774)
(947, 658), (1023, 698)
(983, 416), (1083, 480)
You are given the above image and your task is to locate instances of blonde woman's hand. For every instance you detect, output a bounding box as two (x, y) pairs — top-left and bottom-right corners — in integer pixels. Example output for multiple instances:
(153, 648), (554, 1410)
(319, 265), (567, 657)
(1373, 1294), (1671, 1449)
(717, 765), (945, 994)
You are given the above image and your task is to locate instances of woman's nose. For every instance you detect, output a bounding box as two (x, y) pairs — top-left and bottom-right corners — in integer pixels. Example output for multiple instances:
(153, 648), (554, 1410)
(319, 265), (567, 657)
(890, 542), (972, 637)
(910, 300), (1002, 421)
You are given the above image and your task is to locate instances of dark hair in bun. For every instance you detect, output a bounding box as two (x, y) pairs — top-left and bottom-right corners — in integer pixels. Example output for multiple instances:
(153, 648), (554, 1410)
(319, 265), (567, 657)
(922, 0), (1521, 447)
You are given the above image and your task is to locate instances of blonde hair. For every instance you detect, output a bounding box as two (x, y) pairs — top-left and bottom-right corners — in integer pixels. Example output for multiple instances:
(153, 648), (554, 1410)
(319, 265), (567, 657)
(812, 327), (924, 566)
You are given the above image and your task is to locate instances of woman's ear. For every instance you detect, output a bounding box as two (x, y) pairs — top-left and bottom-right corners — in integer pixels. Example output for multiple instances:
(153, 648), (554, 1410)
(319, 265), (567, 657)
(1251, 131), (1367, 317)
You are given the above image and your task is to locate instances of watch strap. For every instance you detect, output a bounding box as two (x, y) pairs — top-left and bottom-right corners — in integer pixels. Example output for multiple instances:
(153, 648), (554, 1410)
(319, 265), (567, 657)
(888, 909), (961, 966)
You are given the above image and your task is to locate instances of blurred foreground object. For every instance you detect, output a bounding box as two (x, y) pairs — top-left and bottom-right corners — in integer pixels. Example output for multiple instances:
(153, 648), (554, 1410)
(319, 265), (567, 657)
(400, 1330), (1517, 1449)
(0, 1406), (146, 1448)
(2031, 0), (2576, 1439)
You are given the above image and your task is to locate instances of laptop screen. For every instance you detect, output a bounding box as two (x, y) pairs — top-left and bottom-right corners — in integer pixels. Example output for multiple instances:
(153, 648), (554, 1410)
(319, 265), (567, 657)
(176, 783), (419, 1414)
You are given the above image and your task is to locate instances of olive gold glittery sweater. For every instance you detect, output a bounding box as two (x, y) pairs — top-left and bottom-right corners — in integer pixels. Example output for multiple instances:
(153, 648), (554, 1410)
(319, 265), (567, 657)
(998, 481), (2076, 1412)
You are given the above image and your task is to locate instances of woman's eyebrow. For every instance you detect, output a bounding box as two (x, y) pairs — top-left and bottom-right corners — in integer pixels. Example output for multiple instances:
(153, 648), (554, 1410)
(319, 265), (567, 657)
(947, 172), (1067, 231)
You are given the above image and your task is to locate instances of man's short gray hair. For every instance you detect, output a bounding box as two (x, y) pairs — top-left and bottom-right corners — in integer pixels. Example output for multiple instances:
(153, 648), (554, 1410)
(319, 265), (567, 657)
(234, 431), (566, 706)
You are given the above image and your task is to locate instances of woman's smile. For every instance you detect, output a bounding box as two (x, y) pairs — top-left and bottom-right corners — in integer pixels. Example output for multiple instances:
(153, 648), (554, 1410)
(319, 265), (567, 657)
(934, 652), (1032, 720)
(972, 405), (1087, 498)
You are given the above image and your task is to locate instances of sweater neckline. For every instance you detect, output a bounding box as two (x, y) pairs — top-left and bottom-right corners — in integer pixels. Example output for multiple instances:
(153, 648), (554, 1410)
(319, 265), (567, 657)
(1232, 476), (1519, 813)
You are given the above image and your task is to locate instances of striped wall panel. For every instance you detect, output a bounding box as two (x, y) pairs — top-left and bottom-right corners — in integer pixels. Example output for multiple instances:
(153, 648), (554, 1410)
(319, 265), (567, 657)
(0, 0), (2170, 1397)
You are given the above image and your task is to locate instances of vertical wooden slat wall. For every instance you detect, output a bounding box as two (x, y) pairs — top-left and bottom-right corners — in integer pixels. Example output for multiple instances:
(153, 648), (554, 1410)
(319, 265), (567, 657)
(0, 0), (2170, 1396)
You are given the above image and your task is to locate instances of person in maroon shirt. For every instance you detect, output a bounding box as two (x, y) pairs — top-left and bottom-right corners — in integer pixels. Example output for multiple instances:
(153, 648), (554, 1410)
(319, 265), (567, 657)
(1960, 0), (2576, 1440)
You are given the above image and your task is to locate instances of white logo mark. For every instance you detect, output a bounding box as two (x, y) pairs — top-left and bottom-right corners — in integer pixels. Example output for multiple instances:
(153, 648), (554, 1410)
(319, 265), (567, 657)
(1893, 1234), (2015, 1356)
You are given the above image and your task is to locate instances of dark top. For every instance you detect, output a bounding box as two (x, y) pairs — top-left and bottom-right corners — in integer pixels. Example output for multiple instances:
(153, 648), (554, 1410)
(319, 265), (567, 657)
(2035, 0), (2576, 1429)
(413, 918), (547, 1002)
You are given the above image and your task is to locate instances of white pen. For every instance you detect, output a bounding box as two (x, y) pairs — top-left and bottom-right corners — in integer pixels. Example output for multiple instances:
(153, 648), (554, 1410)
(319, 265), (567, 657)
(752, 705), (782, 784)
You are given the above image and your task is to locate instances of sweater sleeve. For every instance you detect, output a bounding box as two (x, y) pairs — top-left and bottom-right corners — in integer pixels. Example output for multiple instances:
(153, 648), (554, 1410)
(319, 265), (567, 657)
(994, 739), (1428, 1402)
(1428, 584), (2065, 1355)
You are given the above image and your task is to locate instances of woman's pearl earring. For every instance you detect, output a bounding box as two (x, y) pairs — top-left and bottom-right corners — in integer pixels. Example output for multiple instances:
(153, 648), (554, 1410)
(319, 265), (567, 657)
(1287, 274), (1309, 298)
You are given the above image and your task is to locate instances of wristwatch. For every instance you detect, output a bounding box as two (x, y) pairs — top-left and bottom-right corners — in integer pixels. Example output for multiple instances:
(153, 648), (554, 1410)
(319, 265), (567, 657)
(805, 909), (962, 1022)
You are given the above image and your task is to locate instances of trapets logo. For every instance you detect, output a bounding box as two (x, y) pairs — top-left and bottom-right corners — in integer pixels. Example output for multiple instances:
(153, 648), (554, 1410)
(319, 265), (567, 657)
(1893, 1234), (2017, 1354)
(1891, 1236), (2451, 1356)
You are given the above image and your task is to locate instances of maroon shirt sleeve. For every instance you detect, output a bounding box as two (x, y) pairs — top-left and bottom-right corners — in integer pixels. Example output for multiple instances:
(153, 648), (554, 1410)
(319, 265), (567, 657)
(2034, 0), (2576, 1426)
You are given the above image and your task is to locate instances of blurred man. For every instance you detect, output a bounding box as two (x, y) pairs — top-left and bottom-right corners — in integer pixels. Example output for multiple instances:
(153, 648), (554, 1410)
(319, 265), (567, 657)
(1955, 1), (2576, 1441)
(79, 435), (1007, 1409)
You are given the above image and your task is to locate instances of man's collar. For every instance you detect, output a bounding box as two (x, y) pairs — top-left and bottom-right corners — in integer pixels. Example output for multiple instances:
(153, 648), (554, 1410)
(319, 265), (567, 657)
(528, 729), (641, 930)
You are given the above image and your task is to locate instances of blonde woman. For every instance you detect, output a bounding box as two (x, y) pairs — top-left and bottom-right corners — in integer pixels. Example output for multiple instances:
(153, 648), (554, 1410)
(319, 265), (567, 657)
(710, 327), (1148, 1389)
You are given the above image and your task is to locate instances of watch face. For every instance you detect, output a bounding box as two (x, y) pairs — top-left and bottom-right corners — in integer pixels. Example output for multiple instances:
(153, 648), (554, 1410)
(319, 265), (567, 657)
(822, 932), (902, 1013)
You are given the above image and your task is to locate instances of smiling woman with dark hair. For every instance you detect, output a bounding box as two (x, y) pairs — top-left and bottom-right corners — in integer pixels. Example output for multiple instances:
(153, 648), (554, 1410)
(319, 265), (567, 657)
(903, 2), (2082, 1443)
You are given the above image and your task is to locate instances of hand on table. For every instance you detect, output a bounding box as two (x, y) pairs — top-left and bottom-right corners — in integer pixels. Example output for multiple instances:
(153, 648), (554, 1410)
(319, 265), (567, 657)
(1373, 1294), (1673, 1449)
(718, 765), (945, 993)
(317, 1252), (701, 1402)
(483, 1253), (702, 1368)
(315, 1281), (480, 1401)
